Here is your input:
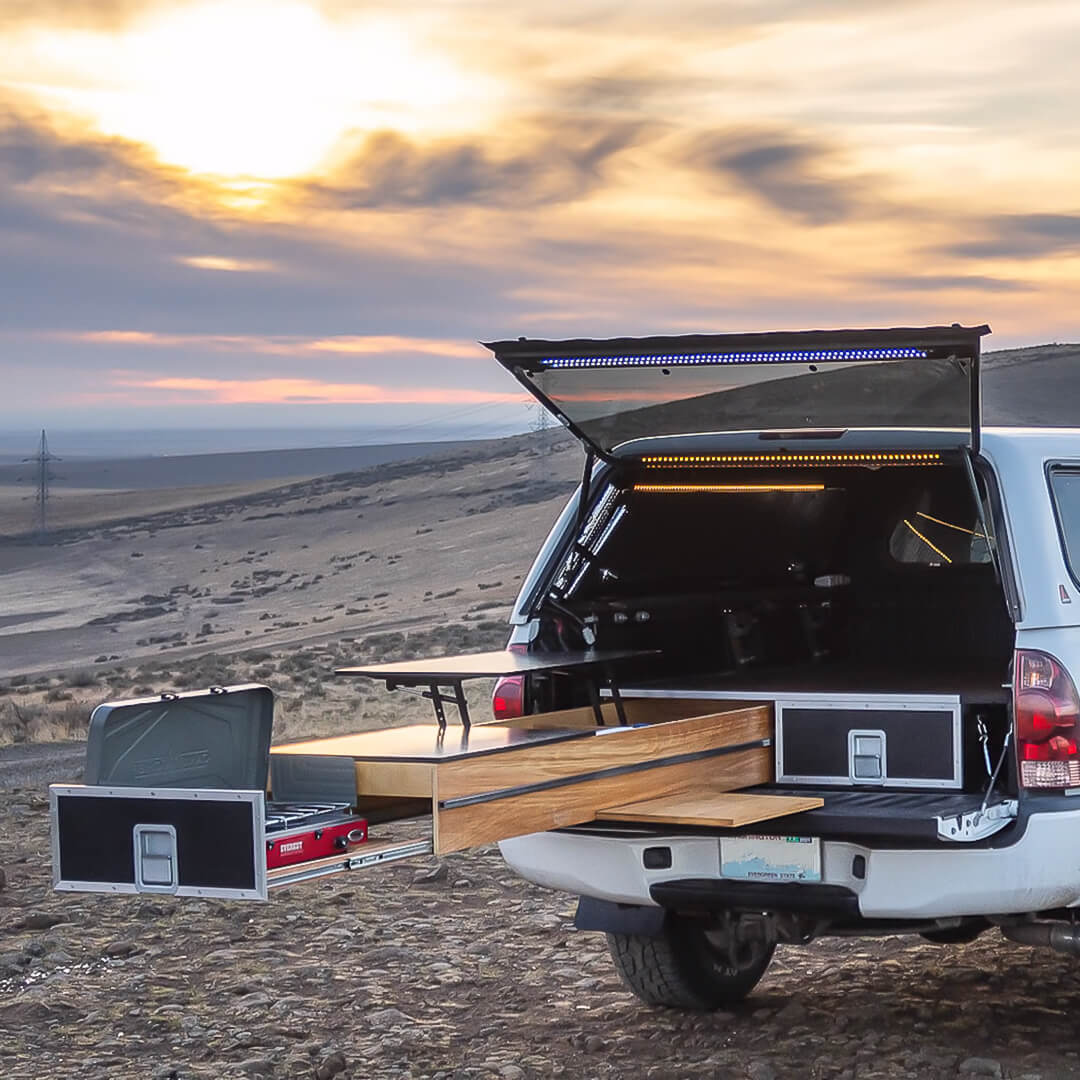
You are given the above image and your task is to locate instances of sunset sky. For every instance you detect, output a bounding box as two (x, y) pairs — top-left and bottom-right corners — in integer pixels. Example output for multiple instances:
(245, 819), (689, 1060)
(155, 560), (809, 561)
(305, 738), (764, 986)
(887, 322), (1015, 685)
(3, 0), (1080, 433)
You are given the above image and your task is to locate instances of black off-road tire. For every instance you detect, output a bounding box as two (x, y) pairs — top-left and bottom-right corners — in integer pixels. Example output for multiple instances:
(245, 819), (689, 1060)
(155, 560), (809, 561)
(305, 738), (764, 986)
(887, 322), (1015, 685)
(607, 916), (776, 1011)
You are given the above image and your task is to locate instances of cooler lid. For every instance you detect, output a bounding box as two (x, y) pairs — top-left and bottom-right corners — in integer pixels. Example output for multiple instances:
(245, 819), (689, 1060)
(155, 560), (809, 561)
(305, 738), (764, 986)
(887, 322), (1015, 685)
(84, 684), (274, 791)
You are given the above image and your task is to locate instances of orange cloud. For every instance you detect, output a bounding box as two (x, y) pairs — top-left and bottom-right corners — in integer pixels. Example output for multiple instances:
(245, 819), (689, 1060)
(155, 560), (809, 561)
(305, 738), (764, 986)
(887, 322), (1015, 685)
(117, 374), (527, 405)
(304, 336), (484, 359)
(57, 329), (485, 359)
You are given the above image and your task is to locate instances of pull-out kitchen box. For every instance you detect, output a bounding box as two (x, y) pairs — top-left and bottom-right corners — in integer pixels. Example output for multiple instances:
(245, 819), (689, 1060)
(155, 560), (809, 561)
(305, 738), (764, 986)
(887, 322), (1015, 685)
(50, 654), (814, 901)
(270, 702), (773, 856)
(51, 685), (368, 900)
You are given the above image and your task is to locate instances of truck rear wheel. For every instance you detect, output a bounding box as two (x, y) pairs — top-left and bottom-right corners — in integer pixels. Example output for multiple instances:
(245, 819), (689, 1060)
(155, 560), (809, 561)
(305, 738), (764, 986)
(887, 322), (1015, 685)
(607, 914), (775, 1011)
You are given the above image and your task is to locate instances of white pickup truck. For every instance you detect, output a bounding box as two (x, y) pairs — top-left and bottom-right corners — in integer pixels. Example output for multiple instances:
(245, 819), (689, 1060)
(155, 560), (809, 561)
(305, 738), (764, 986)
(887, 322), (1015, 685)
(52, 325), (1080, 1012)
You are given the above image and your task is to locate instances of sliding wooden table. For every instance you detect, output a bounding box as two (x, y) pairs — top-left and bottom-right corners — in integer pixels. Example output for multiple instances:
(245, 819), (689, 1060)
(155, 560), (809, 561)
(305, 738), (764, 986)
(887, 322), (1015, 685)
(271, 701), (775, 854)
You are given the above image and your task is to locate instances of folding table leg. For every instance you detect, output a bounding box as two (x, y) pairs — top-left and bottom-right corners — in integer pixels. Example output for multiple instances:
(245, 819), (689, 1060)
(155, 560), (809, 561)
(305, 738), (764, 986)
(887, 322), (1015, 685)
(586, 680), (605, 726)
(429, 683), (447, 733)
(452, 681), (472, 733)
(605, 666), (629, 726)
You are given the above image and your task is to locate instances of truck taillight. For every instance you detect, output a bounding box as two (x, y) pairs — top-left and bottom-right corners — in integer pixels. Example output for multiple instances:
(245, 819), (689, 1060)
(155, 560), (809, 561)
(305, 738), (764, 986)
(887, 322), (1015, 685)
(492, 644), (527, 721)
(1015, 650), (1080, 789)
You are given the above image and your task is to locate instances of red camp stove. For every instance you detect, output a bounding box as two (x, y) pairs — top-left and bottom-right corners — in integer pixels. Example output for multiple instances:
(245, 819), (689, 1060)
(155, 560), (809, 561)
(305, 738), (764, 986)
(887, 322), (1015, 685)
(264, 802), (367, 869)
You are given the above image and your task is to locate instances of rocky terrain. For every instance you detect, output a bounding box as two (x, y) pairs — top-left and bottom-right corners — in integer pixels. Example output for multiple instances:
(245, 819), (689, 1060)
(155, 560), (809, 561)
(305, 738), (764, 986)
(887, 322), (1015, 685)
(1, 785), (1077, 1080)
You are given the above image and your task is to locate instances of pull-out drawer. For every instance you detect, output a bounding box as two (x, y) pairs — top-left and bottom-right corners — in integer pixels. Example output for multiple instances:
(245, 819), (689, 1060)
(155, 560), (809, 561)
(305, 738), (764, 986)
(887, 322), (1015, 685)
(50, 786), (377, 901)
(50, 695), (773, 901)
(270, 700), (773, 855)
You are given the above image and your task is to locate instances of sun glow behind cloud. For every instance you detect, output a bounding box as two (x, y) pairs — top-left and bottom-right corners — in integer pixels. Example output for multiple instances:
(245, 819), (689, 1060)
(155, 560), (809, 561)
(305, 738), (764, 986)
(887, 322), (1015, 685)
(6, 1), (1080, 427)
(3, 1), (500, 178)
(178, 255), (277, 272)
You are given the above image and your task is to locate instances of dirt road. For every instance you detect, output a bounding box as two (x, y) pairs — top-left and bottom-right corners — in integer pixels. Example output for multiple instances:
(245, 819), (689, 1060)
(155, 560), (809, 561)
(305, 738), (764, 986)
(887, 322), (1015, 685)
(0, 741), (84, 790)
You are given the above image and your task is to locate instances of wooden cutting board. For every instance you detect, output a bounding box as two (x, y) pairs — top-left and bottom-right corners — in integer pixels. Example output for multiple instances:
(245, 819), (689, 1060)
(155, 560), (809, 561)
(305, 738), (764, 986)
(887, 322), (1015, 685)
(596, 790), (823, 828)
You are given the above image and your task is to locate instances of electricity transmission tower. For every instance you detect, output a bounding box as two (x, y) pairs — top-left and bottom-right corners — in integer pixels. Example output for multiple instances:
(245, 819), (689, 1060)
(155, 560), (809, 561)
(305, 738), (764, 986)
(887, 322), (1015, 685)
(532, 402), (551, 436)
(23, 430), (59, 537)
(528, 403), (552, 480)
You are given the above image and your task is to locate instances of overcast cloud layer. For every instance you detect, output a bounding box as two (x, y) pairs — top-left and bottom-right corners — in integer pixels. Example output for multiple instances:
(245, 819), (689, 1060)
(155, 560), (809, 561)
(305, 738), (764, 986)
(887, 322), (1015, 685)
(2, 0), (1080, 430)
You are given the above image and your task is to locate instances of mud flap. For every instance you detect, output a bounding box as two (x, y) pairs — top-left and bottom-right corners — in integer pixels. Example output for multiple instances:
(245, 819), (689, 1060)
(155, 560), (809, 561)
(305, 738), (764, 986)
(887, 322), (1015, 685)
(574, 895), (666, 936)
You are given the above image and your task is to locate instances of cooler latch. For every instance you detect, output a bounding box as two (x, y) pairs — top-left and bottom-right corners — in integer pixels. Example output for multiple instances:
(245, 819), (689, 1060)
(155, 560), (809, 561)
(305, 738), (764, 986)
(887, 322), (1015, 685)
(848, 730), (887, 784)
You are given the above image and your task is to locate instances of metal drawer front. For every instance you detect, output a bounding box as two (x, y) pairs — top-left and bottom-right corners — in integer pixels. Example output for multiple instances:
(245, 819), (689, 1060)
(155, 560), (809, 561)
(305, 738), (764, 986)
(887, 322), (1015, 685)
(51, 785), (267, 901)
(775, 694), (962, 789)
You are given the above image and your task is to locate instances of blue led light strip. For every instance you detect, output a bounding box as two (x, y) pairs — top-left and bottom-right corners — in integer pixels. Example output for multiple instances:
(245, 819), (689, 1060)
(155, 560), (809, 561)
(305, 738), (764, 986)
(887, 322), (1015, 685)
(540, 346), (929, 369)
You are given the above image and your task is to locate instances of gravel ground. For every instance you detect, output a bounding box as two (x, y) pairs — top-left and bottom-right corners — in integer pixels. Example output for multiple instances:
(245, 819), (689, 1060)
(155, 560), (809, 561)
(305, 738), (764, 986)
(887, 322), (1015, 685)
(3, 777), (1080, 1080)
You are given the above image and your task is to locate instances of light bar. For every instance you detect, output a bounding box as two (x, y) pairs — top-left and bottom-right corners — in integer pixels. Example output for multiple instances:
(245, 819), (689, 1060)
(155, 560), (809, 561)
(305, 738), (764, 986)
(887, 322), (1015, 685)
(540, 347), (928, 370)
(902, 518), (953, 564)
(641, 452), (943, 467)
(633, 483), (826, 494)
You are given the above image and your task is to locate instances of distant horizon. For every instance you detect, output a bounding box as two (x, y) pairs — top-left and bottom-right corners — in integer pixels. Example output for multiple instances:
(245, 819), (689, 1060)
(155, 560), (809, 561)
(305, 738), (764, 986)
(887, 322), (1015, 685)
(0, 418), (536, 464)
(2, 333), (1078, 461)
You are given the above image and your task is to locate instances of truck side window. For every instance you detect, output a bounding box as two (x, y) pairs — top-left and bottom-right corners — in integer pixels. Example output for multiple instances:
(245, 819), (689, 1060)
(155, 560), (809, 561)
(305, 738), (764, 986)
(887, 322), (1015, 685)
(1049, 467), (1080, 585)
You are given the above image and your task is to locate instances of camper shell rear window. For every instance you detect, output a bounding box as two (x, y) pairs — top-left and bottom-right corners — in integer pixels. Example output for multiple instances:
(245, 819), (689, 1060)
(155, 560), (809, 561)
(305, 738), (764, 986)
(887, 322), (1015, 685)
(552, 463), (990, 602)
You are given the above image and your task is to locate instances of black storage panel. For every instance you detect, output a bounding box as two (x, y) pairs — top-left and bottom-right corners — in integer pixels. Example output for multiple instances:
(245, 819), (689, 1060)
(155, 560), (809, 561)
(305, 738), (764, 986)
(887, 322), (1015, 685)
(51, 785), (266, 900)
(776, 694), (962, 789)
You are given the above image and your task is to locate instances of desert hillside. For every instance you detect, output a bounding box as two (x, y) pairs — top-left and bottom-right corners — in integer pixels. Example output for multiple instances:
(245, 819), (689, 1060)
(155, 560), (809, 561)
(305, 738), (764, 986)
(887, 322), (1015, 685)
(4, 353), (1080, 1080)
(0, 429), (582, 746)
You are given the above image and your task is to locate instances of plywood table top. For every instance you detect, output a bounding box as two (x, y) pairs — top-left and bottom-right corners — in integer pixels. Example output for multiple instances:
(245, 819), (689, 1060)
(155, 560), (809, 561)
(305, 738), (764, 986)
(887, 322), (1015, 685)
(335, 648), (657, 682)
(271, 723), (598, 764)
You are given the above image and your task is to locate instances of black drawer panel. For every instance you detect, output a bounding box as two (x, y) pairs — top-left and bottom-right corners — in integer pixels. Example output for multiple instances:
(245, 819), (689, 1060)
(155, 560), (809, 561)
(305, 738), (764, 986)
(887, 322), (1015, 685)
(777, 698), (960, 788)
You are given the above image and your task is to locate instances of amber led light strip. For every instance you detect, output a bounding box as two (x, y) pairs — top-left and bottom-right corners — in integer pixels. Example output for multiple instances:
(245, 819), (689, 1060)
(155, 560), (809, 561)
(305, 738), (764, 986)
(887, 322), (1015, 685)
(640, 451), (943, 468)
(633, 483), (826, 494)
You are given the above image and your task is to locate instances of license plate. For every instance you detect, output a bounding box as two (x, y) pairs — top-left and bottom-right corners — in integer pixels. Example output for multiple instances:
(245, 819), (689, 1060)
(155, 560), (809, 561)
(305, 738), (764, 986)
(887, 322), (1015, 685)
(719, 835), (822, 883)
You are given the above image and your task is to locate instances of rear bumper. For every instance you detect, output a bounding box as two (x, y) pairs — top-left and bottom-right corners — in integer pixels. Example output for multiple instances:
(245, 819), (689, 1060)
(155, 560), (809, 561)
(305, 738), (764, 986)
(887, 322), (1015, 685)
(498, 809), (1080, 919)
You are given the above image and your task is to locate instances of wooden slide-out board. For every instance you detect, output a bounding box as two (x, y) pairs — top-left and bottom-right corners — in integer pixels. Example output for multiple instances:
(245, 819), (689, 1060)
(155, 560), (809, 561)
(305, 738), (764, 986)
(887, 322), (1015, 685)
(433, 704), (773, 851)
(271, 703), (774, 854)
(596, 791), (823, 828)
